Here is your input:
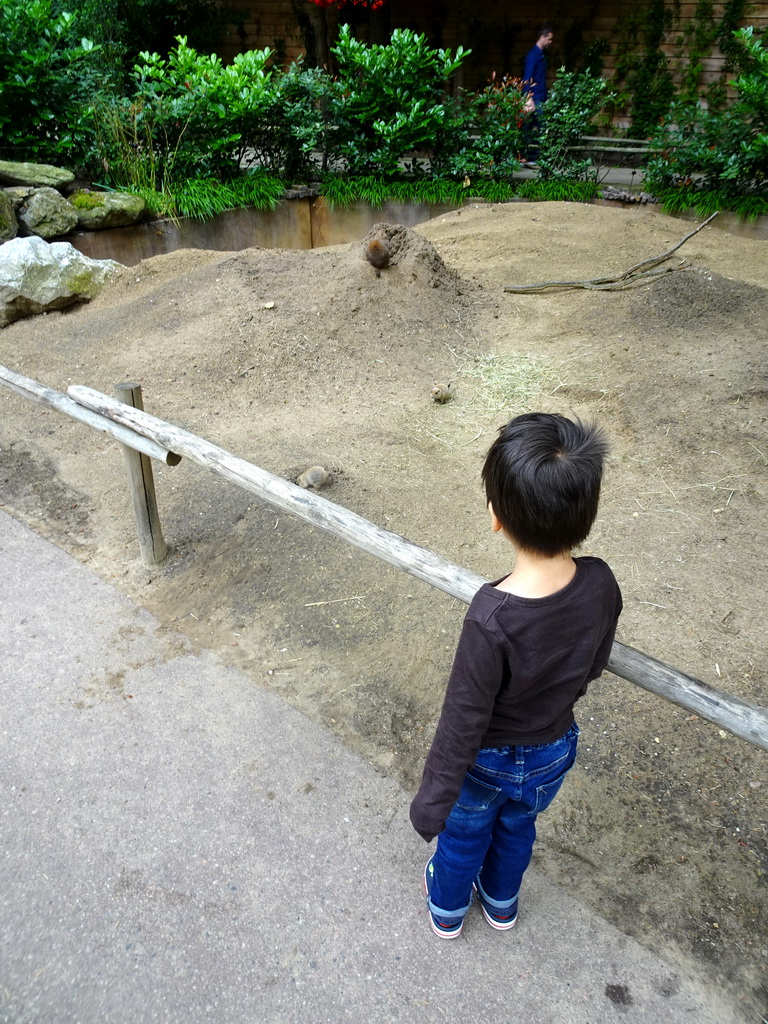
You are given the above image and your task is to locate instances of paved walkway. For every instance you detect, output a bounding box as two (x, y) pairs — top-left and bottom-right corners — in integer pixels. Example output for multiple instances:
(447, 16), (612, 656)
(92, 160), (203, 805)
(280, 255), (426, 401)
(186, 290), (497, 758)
(0, 511), (748, 1024)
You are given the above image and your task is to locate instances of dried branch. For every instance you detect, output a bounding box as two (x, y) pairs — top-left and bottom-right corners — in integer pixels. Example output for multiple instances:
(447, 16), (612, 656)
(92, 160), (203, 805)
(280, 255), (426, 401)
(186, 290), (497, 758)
(579, 261), (689, 290)
(503, 211), (719, 294)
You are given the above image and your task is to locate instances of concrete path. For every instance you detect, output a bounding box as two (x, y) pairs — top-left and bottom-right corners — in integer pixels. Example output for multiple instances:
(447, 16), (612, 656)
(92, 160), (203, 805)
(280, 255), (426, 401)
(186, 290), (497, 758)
(0, 510), (748, 1024)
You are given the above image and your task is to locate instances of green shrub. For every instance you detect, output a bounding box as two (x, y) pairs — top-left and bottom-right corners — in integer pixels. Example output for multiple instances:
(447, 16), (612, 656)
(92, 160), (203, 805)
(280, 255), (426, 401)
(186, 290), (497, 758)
(93, 39), (336, 189)
(728, 27), (768, 182)
(50, 0), (240, 96)
(92, 37), (275, 189)
(644, 99), (754, 192)
(440, 74), (527, 181)
(645, 27), (768, 206)
(536, 69), (612, 181)
(328, 25), (469, 176)
(238, 62), (335, 181)
(0, 0), (100, 162)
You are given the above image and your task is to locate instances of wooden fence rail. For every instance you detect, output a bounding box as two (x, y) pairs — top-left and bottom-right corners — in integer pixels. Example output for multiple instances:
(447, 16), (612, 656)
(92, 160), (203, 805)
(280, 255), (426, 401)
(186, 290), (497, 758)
(1, 365), (765, 752)
(0, 366), (180, 467)
(67, 383), (768, 754)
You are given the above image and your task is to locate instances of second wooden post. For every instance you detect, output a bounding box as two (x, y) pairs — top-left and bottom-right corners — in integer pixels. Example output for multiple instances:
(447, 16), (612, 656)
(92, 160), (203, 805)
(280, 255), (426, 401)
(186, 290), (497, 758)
(115, 382), (168, 565)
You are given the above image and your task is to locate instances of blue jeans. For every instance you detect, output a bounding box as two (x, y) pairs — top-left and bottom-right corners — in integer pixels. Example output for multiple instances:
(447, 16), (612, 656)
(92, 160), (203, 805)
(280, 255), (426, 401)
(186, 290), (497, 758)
(427, 723), (579, 925)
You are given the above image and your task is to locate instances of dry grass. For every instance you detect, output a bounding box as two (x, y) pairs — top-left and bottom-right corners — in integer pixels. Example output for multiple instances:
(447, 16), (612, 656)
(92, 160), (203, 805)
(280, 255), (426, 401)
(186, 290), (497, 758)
(406, 348), (561, 452)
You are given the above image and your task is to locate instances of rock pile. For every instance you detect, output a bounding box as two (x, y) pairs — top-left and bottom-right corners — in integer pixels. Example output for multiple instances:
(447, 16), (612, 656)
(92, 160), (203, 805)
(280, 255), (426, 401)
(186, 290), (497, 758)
(600, 185), (657, 204)
(0, 160), (133, 327)
(0, 159), (147, 243)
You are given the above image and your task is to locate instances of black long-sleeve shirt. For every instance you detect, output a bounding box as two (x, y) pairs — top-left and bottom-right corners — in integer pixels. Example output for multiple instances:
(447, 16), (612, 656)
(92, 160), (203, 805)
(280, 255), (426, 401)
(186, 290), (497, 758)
(410, 556), (622, 841)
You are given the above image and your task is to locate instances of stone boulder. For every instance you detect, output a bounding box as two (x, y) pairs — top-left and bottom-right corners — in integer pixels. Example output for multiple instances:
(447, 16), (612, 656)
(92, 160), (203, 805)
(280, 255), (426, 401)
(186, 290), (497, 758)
(16, 187), (79, 239)
(0, 191), (17, 244)
(0, 236), (123, 328)
(0, 159), (75, 189)
(70, 189), (147, 230)
(4, 186), (36, 210)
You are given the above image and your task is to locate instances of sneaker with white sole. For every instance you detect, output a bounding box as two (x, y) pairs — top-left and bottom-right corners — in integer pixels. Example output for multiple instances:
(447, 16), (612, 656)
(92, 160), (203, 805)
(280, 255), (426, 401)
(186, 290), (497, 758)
(473, 876), (518, 930)
(423, 858), (464, 939)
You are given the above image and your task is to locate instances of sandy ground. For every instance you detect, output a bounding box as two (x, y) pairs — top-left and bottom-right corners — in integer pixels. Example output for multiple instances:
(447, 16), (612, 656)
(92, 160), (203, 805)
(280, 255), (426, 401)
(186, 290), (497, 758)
(1, 202), (766, 1016)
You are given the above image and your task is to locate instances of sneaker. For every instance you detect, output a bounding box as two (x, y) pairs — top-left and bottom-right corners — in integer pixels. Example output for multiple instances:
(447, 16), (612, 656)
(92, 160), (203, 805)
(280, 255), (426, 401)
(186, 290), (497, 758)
(473, 877), (518, 931)
(423, 858), (464, 939)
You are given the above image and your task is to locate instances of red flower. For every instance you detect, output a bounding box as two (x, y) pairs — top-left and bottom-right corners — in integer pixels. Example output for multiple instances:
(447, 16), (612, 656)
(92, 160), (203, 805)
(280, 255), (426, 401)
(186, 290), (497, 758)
(307, 0), (385, 6)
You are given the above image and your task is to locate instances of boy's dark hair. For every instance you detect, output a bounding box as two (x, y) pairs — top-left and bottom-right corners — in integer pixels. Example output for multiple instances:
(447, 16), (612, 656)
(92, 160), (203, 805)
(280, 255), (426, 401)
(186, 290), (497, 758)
(538, 24), (554, 38)
(482, 413), (608, 557)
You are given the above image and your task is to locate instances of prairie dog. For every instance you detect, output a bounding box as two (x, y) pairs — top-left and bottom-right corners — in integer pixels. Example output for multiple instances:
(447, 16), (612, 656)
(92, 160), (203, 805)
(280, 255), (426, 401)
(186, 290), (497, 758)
(365, 238), (391, 277)
(431, 382), (453, 403)
(297, 465), (330, 490)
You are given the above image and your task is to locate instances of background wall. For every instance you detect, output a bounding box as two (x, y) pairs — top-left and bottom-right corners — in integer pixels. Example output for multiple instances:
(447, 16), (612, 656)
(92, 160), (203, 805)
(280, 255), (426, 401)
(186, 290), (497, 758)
(217, 0), (768, 122)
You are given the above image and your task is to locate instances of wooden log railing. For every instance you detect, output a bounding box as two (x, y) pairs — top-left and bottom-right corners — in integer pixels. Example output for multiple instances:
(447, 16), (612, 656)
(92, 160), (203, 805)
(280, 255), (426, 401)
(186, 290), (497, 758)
(0, 366), (180, 467)
(1, 366), (766, 752)
(68, 384), (768, 754)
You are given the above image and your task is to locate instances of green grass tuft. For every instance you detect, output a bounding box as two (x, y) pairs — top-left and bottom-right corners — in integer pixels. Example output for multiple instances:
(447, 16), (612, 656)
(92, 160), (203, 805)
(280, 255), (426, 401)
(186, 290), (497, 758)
(120, 172), (284, 222)
(319, 175), (519, 209)
(654, 186), (768, 221)
(517, 179), (599, 203)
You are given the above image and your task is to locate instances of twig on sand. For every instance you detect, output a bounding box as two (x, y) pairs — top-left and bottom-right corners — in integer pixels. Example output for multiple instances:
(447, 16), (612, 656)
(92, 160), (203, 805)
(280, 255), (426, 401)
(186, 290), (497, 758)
(503, 211), (719, 294)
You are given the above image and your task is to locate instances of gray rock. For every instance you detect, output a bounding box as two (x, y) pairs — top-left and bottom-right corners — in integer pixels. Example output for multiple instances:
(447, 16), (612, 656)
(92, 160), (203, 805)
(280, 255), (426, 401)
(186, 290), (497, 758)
(70, 190), (147, 230)
(0, 159), (75, 188)
(0, 191), (17, 244)
(3, 186), (36, 210)
(0, 236), (123, 328)
(16, 187), (79, 239)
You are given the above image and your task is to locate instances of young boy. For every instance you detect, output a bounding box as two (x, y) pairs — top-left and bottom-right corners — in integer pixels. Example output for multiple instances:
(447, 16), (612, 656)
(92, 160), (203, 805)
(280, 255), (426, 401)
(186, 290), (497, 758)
(410, 412), (622, 938)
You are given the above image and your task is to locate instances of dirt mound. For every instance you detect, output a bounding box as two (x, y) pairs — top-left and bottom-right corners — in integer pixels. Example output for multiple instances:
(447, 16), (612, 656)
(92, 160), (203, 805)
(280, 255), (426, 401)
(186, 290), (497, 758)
(629, 265), (768, 331)
(362, 221), (468, 291)
(69, 224), (478, 400)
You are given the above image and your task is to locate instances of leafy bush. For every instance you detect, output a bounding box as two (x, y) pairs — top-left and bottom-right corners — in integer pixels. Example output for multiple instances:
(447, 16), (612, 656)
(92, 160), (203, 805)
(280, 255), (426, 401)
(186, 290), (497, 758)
(328, 25), (468, 175)
(728, 27), (768, 181)
(536, 69), (612, 180)
(238, 62), (335, 181)
(51, 0), (240, 93)
(0, 0), (100, 162)
(92, 37), (275, 188)
(645, 100), (753, 192)
(645, 27), (768, 207)
(93, 38), (335, 189)
(440, 74), (527, 180)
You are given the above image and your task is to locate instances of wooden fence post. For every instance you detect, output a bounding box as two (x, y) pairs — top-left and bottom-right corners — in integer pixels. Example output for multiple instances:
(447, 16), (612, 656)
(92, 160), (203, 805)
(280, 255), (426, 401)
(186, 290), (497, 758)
(114, 383), (168, 565)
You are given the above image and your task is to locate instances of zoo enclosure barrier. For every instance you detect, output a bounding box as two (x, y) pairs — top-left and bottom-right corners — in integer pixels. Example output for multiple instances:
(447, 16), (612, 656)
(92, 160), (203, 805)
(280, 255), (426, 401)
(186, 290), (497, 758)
(1, 363), (766, 754)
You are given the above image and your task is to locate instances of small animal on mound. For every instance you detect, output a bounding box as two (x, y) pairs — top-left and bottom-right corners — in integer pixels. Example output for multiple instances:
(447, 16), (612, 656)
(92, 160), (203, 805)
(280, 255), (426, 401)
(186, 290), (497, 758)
(297, 465), (331, 490)
(431, 383), (453, 404)
(364, 238), (391, 277)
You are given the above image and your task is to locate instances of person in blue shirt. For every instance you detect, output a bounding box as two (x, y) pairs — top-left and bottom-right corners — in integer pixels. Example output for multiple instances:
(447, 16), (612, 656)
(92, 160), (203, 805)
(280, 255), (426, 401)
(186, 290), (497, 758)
(522, 26), (554, 165)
